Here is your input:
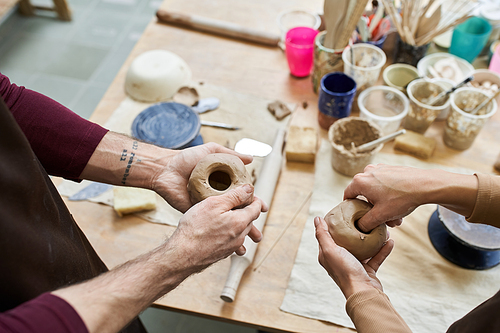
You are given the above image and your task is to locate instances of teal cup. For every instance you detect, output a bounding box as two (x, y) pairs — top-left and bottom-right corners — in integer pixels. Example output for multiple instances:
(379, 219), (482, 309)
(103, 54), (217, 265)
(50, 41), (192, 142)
(449, 17), (492, 63)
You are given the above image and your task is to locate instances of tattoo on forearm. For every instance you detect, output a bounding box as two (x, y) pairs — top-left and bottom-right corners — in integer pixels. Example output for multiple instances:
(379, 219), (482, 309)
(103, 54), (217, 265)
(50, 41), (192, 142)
(120, 141), (139, 185)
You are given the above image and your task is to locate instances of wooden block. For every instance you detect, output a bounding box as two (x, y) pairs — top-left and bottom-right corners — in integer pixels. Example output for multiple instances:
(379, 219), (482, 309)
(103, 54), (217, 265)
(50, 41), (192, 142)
(394, 130), (436, 159)
(285, 126), (318, 163)
(113, 187), (157, 217)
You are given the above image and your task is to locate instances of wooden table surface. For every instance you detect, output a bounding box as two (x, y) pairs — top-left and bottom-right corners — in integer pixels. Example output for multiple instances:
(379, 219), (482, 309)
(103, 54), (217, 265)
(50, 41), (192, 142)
(64, 0), (500, 332)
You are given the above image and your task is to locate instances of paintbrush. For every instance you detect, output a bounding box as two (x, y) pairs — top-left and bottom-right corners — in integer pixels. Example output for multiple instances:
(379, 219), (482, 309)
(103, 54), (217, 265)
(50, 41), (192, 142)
(427, 76), (474, 106)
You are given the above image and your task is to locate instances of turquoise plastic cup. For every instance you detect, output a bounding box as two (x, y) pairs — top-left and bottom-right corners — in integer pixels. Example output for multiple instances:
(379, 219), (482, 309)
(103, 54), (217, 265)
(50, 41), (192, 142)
(449, 17), (492, 63)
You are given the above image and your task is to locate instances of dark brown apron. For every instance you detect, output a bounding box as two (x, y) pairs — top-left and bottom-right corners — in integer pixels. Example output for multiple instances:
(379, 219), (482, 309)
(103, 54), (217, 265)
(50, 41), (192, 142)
(447, 289), (500, 333)
(0, 98), (145, 332)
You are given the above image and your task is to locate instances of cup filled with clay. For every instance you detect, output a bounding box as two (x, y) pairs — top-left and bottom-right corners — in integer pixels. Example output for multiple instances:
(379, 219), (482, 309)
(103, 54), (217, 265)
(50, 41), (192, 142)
(324, 198), (387, 261)
(444, 87), (498, 151)
(405, 79), (451, 134)
(187, 153), (253, 204)
(469, 69), (500, 104)
(357, 86), (410, 134)
(318, 72), (357, 130)
(342, 43), (386, 94)
(312, 31), (346, 93)
(327, 117), (382, 177)
(285, 27), (319, 78)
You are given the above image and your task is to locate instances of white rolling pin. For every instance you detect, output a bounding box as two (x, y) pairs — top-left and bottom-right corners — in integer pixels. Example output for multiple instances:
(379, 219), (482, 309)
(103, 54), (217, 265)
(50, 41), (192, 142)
(156, 10), (280, 47)
(220, 129), (286, 302)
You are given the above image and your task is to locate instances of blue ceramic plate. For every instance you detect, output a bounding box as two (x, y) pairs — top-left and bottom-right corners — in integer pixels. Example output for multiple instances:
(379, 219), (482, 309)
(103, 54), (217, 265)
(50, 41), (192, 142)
(132, 102), (201, 149)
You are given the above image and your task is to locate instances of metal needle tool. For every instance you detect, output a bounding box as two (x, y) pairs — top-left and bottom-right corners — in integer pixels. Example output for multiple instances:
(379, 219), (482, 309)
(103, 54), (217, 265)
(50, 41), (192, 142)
(469, 89), (500, 115)
(201, 120), (240, 130)
(427, 76), (474, 106)
(356, 129), (406, 153)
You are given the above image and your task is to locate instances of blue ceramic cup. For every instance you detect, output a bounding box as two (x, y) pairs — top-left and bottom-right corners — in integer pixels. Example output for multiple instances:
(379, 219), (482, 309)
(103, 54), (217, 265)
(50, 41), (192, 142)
(318, 72), (357, 129)
(450, 17), (492, 63)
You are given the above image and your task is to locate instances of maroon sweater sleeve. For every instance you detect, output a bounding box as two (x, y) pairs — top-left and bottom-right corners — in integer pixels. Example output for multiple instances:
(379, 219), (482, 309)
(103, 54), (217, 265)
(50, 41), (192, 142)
(0, 73), (108, 179)
(0, 293), (88, 333)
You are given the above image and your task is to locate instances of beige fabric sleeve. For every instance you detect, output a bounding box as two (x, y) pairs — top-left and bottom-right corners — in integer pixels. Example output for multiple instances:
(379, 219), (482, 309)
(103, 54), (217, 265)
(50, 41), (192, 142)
(346, 288), (412, 333)
(467, 173), (500, 228)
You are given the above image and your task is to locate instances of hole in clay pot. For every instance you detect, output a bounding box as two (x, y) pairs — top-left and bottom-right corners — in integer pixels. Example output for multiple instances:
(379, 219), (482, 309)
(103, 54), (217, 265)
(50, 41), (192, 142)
(208, 171), (232, 191)
(354, 219), (372, 235)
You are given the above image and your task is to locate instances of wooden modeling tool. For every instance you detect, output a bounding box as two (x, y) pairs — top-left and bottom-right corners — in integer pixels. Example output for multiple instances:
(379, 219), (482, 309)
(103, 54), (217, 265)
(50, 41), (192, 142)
(220, 129), (286, 302)
(156, 10), (280, 47)
(323, 0), (370, 50)
(380, 0), (477, 46)
(337, 0), (370, 49)
(323, 0), (346, 49)
(416, 5), (441, 39)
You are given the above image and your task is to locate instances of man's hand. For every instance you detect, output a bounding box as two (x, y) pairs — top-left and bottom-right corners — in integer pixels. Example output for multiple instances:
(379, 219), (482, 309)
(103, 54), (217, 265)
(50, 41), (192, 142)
(152, 142), (253, 213)
(170, 183), (266, 270)
(314, 216), (394, 299)
(52, 184), (266, 333)
(80, 133), (255, 214)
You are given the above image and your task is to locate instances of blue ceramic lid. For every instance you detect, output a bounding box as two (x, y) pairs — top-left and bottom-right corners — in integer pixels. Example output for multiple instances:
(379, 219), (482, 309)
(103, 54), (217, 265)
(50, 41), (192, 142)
(131, 102), (201, 149)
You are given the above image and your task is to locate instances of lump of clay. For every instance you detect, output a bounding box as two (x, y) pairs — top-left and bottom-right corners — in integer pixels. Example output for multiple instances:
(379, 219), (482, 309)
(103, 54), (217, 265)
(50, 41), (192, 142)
(267, 100), (293, 120)
(324, 199), (387, 261)
(187, 153), (253, 204)
(173, 86), (199, 106)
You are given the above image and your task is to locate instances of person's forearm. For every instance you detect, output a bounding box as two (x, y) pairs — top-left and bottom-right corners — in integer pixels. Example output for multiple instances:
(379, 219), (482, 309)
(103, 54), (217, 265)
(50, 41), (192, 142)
(51, 181), (264, 333)
(419, 169), (478, 218)
(52, 233), (198, 333)
(80, 132), (177, 189)
(346, 289), (412, 333)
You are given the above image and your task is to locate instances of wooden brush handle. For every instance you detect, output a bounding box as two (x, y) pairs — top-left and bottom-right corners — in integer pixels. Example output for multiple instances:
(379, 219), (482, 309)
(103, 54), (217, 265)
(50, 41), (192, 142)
(156, 10), (280, 47)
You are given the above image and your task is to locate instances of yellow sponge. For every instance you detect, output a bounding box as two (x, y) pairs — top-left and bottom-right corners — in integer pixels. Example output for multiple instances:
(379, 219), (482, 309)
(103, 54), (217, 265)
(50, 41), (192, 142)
(113, 187), (157, 216)
(285, 126), (318, 163)
(394, 130), (436, 159)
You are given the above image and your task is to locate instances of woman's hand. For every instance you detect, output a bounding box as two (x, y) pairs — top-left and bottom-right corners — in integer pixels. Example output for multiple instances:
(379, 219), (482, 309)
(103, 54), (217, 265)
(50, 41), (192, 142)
(314, 216), (394, 299)
(343, 164), (427, 232)
(343, 164), (478, 232)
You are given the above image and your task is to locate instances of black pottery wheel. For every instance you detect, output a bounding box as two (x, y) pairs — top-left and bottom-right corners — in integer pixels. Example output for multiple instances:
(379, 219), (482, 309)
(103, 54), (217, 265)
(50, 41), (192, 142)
(428, 205), (500, 270)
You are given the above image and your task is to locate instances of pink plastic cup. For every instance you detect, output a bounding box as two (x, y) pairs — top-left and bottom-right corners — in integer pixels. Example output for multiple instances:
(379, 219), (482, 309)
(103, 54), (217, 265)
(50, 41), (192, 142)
(285, 27), (319, 77)
(489, 44), (500, 74)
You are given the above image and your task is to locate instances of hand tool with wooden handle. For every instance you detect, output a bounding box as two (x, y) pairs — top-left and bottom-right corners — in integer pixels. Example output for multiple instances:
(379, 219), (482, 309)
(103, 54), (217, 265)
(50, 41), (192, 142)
(156, 10), (280, 47)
